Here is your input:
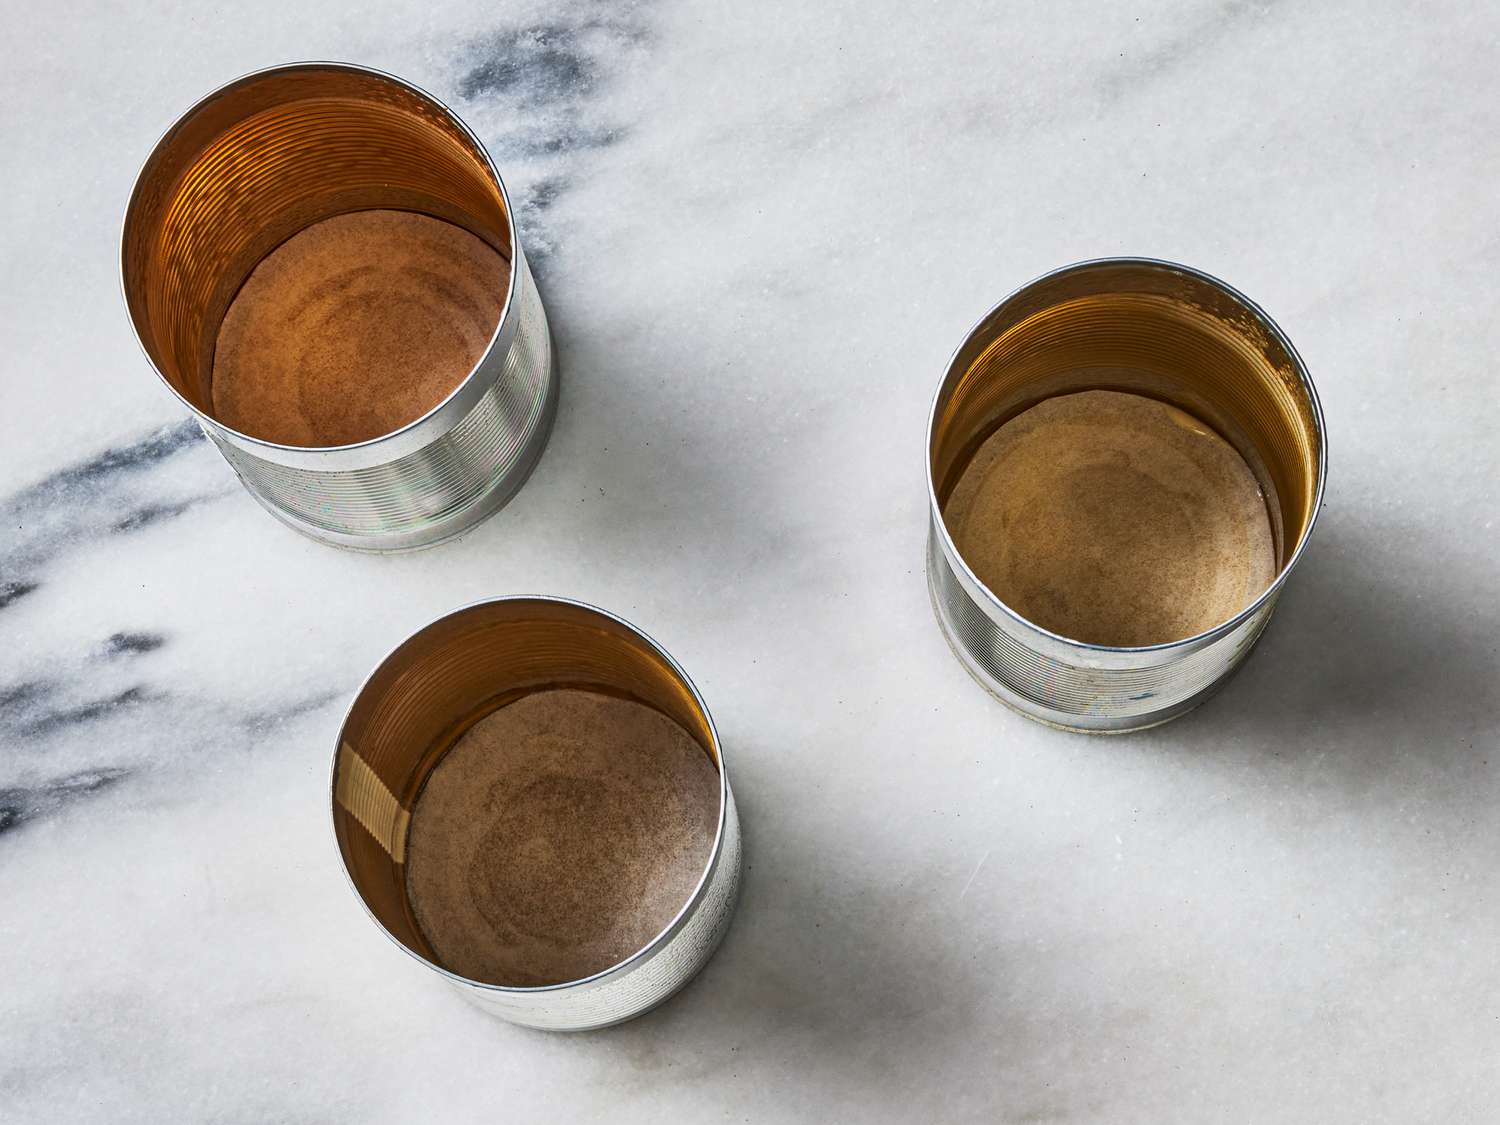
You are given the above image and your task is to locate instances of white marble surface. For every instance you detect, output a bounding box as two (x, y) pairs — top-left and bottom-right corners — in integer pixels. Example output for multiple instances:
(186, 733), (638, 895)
(2, 1), (1497, 1120)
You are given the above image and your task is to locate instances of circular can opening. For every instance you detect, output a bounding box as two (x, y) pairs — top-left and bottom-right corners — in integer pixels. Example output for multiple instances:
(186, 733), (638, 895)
(331, 598), (731, 1000)
(929, 258), (1324, 650)
(122, 63), (515, 449)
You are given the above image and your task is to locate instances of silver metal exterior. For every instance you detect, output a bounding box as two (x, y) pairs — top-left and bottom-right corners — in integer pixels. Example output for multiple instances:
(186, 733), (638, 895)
(122, 63), (557, 552)
(331, 596), (743, 1031)
(926, 258), (1327, 733)
(927, 528), (1277, 732)
(207, 252), (555, 551)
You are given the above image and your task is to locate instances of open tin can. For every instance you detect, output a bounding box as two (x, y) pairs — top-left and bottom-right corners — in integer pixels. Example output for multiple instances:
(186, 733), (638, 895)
(331, 597), (742, 1030)
(926, 258), (1327, 732)
(121, 62), (556, 551)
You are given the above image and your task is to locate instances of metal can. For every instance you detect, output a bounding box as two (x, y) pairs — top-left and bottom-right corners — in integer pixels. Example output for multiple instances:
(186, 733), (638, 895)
(331, 597), (742, 1030)
(926, 258), (1327, 732)
(121, 62), (556, 551)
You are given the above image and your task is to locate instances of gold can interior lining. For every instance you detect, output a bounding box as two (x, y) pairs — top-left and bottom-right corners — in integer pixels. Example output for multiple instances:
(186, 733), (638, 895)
(332, 601), (721, 968)
(930, 264), (1321, 574)
(123, 66), (512, 420)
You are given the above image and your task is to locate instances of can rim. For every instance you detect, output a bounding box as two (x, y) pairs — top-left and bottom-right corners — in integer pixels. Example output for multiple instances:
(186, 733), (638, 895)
(328, 595), (733, 995)
(118, 60), (521, 455)
(924, 255), (1329, 656)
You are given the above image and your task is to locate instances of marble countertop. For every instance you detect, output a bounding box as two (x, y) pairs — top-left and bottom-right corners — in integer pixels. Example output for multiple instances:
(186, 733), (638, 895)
(3, 1), (1497, 1120)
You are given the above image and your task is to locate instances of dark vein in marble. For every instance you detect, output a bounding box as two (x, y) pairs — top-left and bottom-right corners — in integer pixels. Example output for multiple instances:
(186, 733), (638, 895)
(4, 685), (156, 741)
(2, 419), (202, 520)
(112, 497), (204, 533)
(67, 421), (199, 487)
(0, 419), (225, 592)
(238, 687), (345, 732)
(519, 176), (565, 217)
(459, 22), (602, 102)
(0, 580), (38, 610)
(101, 632), (167, 657)
(0, 681), (344, 843)
(0, 680), (52, 711)
(7, 420), (202, 513)
(458, 13), (646, 111)
(0, 767), (132, 836)
(451, 4), (649, 271)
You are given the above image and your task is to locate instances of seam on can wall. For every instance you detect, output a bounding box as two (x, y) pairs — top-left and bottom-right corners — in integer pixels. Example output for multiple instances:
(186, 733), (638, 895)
(334, 745), (410, 861)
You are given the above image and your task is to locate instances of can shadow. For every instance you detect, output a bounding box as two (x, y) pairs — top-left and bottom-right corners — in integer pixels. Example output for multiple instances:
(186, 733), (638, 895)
(457, 304), (756, 585)
(1156, 520), (1498, 777)
(529, 793), (982, 1108)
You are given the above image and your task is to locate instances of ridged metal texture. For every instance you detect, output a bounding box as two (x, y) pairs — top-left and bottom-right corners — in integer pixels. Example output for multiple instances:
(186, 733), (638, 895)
(926, 258), (1326, 732)
(121, 62), (555, 551)
(332, 598), (742, 1031)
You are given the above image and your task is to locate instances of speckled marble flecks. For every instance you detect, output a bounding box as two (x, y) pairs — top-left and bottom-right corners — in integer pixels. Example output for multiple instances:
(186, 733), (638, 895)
(1, 1), (1497, 1121)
